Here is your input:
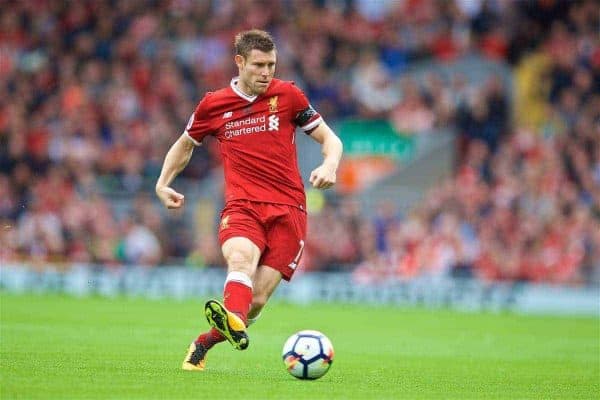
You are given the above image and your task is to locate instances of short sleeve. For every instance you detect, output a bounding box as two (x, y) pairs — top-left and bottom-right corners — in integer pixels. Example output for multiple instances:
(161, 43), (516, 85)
(289, 84), (323, 134)
(184, 95), (215, 145)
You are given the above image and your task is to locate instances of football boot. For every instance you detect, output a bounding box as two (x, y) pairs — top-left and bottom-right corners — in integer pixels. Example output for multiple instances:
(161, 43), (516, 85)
(204, 299), (249, 350)
(182, 342), (207, 371)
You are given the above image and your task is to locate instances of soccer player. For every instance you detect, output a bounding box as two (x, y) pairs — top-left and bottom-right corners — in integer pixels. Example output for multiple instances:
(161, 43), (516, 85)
(155, 29), (343, 371)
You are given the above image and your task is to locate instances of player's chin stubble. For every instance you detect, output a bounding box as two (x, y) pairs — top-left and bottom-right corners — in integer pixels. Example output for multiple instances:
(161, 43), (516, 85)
(254, 84), (267, 95)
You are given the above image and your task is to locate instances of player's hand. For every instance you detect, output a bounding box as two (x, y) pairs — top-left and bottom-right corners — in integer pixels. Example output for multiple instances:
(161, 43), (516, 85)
(155, 186), (185, 209)
(309, 163), (337, 190)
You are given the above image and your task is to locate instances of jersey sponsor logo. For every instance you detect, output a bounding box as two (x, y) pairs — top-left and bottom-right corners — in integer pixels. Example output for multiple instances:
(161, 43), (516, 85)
(223, 111), (233, 118)
(223, 113), (280, 138)
(268, 96), (278, 113)
(268, 115), (279, 131)
(224, 115), (267, 138)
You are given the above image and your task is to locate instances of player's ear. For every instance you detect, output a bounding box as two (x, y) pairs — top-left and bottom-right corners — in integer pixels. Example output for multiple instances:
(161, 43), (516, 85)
(234, 54), (245, 69)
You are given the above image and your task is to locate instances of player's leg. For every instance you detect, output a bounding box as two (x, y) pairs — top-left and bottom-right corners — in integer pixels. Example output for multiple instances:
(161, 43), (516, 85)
(247, 265), (283, 326)
(184, 237), (260, 369)
(247, 204), (307, 325)
(183, 203), (266, 369)
(204, 236), (261, 350)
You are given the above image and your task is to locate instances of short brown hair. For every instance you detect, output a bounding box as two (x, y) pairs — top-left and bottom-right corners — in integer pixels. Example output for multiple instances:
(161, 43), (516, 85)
(234, 29), (276, 58)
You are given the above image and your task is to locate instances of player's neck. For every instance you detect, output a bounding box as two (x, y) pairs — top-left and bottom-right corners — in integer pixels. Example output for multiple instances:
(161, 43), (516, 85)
(236, 80), (256, 97)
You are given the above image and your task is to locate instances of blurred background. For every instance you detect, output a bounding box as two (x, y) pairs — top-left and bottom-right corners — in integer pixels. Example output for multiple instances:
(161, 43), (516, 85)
(0, 0), (599, 311)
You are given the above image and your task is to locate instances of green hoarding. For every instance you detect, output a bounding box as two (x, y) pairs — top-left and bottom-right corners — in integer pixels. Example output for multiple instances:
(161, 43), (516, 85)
(337, 119), (415, 160)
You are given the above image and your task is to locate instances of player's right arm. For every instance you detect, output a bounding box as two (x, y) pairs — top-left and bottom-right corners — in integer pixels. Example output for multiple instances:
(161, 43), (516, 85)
(155, 133), (196, 209)
(156, 95), (215, 209)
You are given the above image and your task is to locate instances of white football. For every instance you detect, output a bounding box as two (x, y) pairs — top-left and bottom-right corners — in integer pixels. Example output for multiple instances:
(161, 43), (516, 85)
(282, 330), (334, 380)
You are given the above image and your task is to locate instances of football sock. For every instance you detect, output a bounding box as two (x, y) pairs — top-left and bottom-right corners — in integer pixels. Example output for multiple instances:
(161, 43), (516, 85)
(193, 271), (253, 350)
(195, 328), (225, 349)
(223, 271), (253, 324)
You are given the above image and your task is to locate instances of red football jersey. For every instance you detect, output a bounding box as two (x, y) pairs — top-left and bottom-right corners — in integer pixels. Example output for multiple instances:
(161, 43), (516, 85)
(184, 78), (323, 209)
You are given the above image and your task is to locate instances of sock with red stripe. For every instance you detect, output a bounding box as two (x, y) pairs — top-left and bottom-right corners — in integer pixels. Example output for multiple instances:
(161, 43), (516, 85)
(194, 271), (253, 349)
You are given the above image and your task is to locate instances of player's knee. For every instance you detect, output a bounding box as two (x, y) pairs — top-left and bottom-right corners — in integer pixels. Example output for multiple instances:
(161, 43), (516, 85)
(227, 251), (254, 274)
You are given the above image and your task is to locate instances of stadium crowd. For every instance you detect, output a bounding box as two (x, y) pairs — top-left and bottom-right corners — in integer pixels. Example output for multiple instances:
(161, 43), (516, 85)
(1, 0), (598, 284)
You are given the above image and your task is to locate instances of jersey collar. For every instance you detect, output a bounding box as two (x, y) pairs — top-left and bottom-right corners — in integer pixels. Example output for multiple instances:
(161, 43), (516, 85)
(230, 77), (258, 102)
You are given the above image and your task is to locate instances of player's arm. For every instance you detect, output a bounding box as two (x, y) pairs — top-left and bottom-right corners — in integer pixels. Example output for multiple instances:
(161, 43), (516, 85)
(308, 122), (343, 190)
(155, 134), (196, 209)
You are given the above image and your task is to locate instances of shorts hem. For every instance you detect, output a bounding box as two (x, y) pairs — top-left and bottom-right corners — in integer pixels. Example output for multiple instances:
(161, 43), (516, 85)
(261, 264), (296, 281)
(219, 232), (266, 253)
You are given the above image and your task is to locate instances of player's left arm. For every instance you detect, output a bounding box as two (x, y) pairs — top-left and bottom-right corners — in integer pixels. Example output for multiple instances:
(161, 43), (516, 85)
(308, 122), (343, 190)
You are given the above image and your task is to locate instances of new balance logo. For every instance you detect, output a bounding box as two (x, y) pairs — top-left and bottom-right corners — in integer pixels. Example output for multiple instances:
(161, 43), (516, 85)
(268, 115), (279, 131)
(223, 111), (233, 118)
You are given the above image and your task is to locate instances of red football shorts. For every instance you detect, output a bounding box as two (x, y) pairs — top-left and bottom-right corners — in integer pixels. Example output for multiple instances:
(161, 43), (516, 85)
(217, 200), (307, 281)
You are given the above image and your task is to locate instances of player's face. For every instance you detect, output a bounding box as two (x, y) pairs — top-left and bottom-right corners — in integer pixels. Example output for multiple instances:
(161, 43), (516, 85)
(236, 49), (276, 96)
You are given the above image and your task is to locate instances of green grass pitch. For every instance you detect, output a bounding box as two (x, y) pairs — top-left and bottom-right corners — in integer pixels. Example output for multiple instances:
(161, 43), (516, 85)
(1, 292), (598, 399)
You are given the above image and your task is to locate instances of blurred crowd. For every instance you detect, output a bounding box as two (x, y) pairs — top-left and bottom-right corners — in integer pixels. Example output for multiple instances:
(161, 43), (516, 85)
(351, 128), (600, 285)
(1, 0), (598, 284)
(332, 0), (600, 285)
